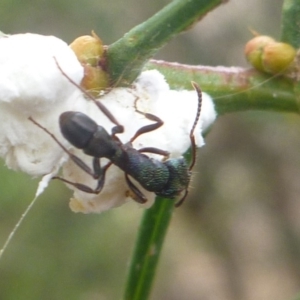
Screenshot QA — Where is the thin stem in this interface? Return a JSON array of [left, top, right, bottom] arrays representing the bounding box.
[[280, 0, 300, 48], [107, 0, 226, 85], [123, 198, 174, 300], [146, 60, 299, 115]]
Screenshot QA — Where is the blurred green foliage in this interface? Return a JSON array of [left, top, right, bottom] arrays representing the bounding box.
[[2, 0, 300, 300]]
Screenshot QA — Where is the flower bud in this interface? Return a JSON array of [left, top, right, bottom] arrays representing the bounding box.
[[244, 35, 275, 71], [70, 32, 110, 91], [69, 33, 104, 66], [81, 64, 109, 95], [262, 42, 296, 74]]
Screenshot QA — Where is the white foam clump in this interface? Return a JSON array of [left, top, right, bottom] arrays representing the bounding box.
[[0, 33, 217, 214], [0, 33, 85, 176]]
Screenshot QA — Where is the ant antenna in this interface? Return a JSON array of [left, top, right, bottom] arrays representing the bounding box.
[[175, 82, 202, 207], [53, 57, 122, 130], [189, 81, 202, 171]]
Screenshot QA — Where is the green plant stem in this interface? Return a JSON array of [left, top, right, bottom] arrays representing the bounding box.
[[107, 0, 226, 85], [123, 198, 174, 300], [280, 0, 300, 48], [120, 2, 300, 300], [146, 60, 299, 115], [122, 60, 299, 300]]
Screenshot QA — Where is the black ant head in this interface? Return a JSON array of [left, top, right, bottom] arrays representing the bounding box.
[[59, 111, 98, 149]]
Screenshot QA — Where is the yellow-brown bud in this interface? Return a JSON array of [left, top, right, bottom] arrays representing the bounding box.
[[69, 34, 104, 67], [70, 32, 110, 93], [244, 35, 275, 71], [81, 64, 109, 95], [262, 42, 296, 74]]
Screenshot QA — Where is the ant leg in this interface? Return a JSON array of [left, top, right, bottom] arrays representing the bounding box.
[[129, 97, 164, 143], [175, 189, 188, 207], [29, 117, 98, 179], [53, 161, 112, 194], [138, 147, 170, 160], [92, 157, 102, 179], [29, 117, 100, 178], [29, 116, 114, 194], [124, 174, 147, 204], [54, 57, 123, 132], [111, 124, 124, 140], [53, 176, 100, 194]]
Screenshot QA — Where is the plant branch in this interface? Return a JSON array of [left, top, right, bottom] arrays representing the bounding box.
[[107, 0, 227, 85], [123, 198, 174, 300], [280, 0, 300, 48], [146, 60, 299, 115]]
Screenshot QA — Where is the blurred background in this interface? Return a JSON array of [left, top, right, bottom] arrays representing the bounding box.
[[0, 0, 299, 299]]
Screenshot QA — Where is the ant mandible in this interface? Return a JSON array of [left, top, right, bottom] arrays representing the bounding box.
[[29, 63, 202, 207]]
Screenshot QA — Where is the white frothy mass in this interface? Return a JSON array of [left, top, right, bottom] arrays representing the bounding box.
[[0, 33, 217, 213]]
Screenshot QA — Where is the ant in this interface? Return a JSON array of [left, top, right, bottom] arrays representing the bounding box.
[[29, 64, 202, 207]]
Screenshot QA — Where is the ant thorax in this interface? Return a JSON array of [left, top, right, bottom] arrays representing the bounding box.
[[0, 33, 216, 213]]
